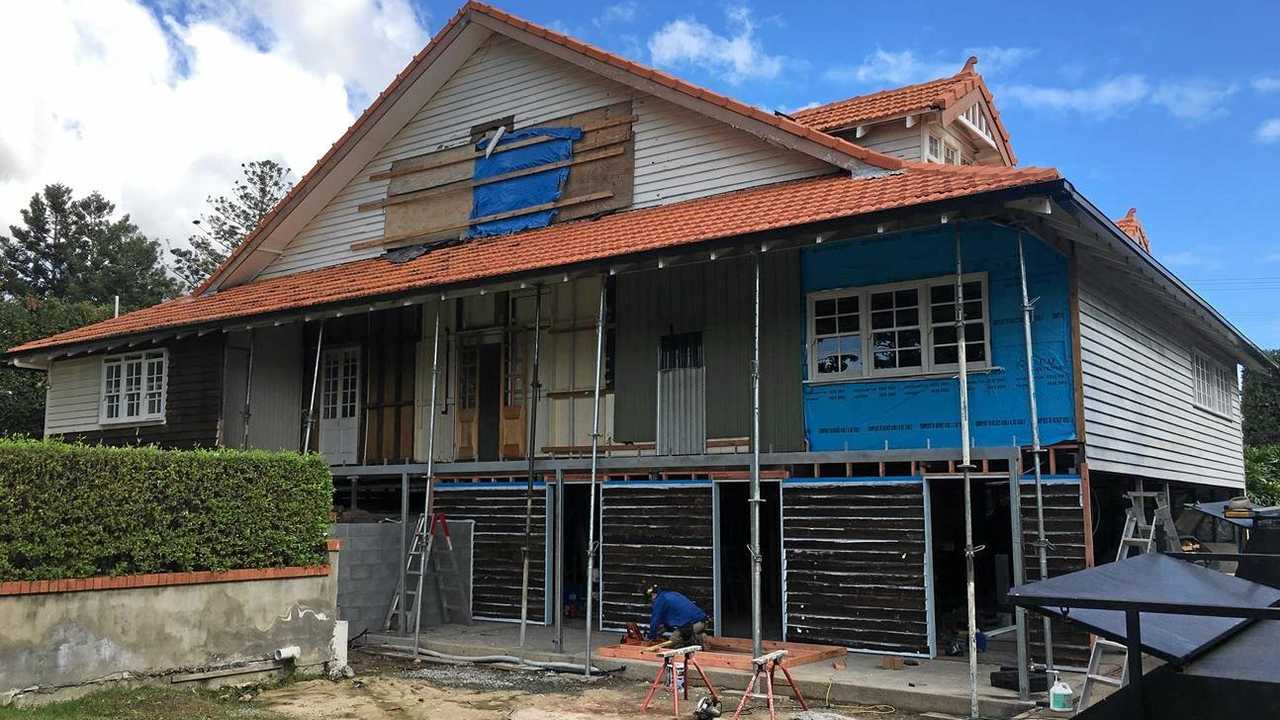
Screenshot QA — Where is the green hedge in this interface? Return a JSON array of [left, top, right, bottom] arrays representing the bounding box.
[[1246, 444, 1280, 506], [0, 439, 333, 581]]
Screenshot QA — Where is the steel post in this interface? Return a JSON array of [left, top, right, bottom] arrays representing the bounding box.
[[1017, 233, 1055, 676], [413, 304, 442, 656], [303, 320, 326, 453], [400, 471, 410, 633], [584, 279, 607, 678], [554, 467, 565, 652], [519, 287, 543, 649], [1008, 456, 1029, 700], [750, 253, 764, 659], [241, 329, 254, 449], [955, 228, 980, 720]]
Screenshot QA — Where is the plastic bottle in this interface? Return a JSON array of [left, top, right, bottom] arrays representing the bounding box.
[[1049, 672, 1074, 712]]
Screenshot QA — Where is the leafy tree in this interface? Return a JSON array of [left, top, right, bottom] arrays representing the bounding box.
[[0, 185, 177, 308], [170, 160, 294, 290], [1245, 445, 1280, 506], [0, 297, 112, 437], [1243, 349, 1280, 446]]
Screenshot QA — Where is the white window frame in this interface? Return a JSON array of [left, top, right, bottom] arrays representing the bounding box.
[[1191, 352, 1235, 418], [807, 273, 991, 383], [99, 349, 168, 425], [926, 132, 964, 165]]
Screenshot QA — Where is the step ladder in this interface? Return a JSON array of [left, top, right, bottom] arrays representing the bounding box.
[[383, 511, 467, 633], [1077, 486, 1180, 710]]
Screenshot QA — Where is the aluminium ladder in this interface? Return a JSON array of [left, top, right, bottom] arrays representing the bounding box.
[[1077, 487, 1180, 710], [383, 512, 467, 633]]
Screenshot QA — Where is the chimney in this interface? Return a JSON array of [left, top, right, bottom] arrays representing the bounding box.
[[1115, 207, 1151, 252]]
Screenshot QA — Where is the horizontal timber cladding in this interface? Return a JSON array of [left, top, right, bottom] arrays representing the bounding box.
[[601, 483, 714, 631], [613, 253, 805, 451], [1019, 480, 1089, 666], [783, 481, 930, 654], [62, 334, 223, 450], [432, 485, 546, 623]]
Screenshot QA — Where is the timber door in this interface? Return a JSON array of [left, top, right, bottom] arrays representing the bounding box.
[[455, 333, 527, 461], [319, 346, 361, 465], [500, 332, 528, 459]]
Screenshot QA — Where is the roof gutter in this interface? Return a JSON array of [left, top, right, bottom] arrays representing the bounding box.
[[1060, 180, 1275, 370]]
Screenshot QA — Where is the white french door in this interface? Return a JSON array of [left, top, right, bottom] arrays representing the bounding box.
[[319, 346, 361, 465]]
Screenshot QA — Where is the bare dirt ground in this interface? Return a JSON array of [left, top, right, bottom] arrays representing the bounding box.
[[255, 650, 903, 720]]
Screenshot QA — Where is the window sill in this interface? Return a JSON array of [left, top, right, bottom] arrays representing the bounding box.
[[98, 417, 167, 428], [805, 366, 1003, 385], [1192, 404, 1237, 423]]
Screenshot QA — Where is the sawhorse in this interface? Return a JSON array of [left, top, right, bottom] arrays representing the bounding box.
[[640, 645, 720, 717], [731, 650, 809, 720]]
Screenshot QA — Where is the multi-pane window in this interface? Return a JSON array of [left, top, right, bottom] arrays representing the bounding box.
[[809, 274, 989, 381], [321, 348, 360, 420], [1192, 353, 1235, 416], [812, 295, 861, 379], [100, 350, 166, 423], [927, 132, 963, 165]]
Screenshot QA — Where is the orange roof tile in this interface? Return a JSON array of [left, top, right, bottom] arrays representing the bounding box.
[[201, 1, 904, 294], [792, 58, 1016, 164], [1114, 207, 1151, 251], [10, 164, 1059, 356]]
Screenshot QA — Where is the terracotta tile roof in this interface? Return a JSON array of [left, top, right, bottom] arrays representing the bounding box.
[[792, 58, 1016, 164], [1114, 207, 1151, 251], [10, 164, 1059, 355], [200, 1, 904, 294]]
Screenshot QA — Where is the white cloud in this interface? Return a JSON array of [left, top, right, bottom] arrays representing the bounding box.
[[1000, 75, 1237, 120], [1161, 249, 1222, 271], [0, 0, 429, 253], [1257, 118, 1280, 143], [1252, 76, 1280, 93], [594, 1, 637, 28], [1150, 79, 1237, 120], [647, 6, 784, 84], [824, 46, 1033, 86]]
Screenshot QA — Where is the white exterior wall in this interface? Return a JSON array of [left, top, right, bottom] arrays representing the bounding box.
[[839, 122, 923, 161], [259, 34, 830, 280], [1078, 275, 1245, 487], [43, 356, 102, 435]]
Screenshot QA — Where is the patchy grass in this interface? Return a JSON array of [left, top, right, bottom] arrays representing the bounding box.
[[0, 686, 286, 720]]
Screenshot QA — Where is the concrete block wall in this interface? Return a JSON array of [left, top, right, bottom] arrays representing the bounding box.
[[331, 518, 472, 638]]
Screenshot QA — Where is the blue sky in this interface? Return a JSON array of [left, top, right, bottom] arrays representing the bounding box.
[[4, 0, 1277, 348]]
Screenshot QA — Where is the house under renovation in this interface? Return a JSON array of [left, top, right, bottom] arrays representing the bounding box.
[[8, 1, 1270, 667]]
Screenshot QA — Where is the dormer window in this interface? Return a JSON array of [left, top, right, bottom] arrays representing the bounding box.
[[927, 133, 963, 165]]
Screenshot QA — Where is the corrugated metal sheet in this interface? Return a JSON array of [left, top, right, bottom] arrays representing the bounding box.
[[1078, 273, 1245, 487], [258, 34, 829, 280], [615, 253, 804, 450], [657, 367, 706, 455]]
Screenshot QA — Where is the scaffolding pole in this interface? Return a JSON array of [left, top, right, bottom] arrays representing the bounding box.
[[413, 304, 442, 657], [955, 228, 980, 720], [302, 320, 326, 453], [240, 329, 255, 450], [519, 287, 543, 649], [583, 278, 607, 678], [553, 467, 565, 652], [750, 253, 764, 659], [1017, 233, 1055, 677]]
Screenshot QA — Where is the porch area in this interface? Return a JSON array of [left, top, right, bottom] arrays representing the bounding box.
[[363, 620, 1056, 719]]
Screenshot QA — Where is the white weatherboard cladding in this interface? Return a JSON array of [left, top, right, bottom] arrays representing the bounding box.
[[44, 356, 102, 435], [1078, 276, 1244, 487], [259, 35, 832, 280], [843, 122, 923, 162]]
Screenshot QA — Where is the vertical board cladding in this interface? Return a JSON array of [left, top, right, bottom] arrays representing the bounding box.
[[614, 253, 804, 450], [1077, 272, 1245, 488], [1019, 480, 1090, 666], [257, 33, 831, 280], [60, 335, 223, 449], [432, 485, 546, 623], [601, 484, 714, 631], [801, 222, 1077, 452], [364, 305, 421, 463], [783, 481, 930, 654]]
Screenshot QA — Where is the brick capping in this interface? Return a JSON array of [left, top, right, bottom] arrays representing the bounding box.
[[0, 559, 337, 597]]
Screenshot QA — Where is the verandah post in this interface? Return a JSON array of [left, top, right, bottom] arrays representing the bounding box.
[[519, 285, 543, 648], [584, 277, 607, 678]]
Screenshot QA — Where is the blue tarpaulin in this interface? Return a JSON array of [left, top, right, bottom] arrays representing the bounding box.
[[800, 222, 1077, 451], [468, 126, 583, 237]]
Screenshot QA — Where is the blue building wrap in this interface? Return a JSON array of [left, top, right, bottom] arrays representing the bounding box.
[[469, 127, 583, 237], [801, 222, 1076, 451]]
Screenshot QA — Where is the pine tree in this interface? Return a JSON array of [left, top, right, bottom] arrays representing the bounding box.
[[170, 160, 294, 290]]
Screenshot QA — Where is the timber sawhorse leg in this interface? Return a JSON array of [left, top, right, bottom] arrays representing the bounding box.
[[731, 649, 810, 720], [639, 645, 717, 717]]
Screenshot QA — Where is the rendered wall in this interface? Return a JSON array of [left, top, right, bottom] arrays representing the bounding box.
[[0, 548, 340, 701]]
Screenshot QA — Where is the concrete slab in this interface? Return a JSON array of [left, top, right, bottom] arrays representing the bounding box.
[[366, 621, 1070, 719]]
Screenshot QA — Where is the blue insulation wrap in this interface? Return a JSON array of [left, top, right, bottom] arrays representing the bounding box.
[[469, 127, 583, 237], [800, 222, 1078, 451]]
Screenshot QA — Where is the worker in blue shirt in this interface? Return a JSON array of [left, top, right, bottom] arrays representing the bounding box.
[[646, 584, 709, 647]]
